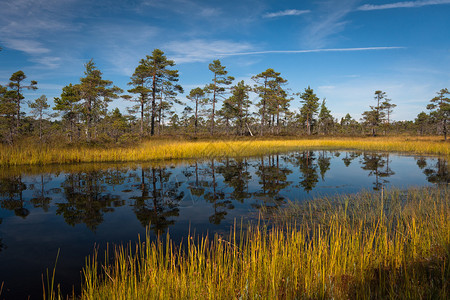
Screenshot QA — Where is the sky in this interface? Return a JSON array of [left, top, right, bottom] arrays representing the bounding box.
[[1, 0, 449, 121]]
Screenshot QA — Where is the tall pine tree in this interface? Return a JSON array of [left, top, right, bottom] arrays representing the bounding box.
[[205, 60, 234, 135], [142, 49, 180, 136], [298, 86, 320, 135], [77, 59, 122, 141], [427, 88, 450, 140]]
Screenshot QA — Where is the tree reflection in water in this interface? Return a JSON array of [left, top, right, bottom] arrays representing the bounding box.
[[186, 161, 206, 200], [255, 155, 292, 206], [217, 158, 251, 203], [0, 175, 29, 218], [132, 167, 183, 234], [30, 174, 52, 212], [204, 159, 229, 225], [421, 158, 449, 185], [56, 171, 123, 231], [360, 153, 395, 190], [0, 152, 447, 237], [342, 152, 361, 167], [318, 151, 331, 181], [290, 151, 318, 192]]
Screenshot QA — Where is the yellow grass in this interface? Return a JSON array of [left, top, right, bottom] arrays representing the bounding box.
[[1, 136, 448, 166], [46, 186, 449, 299]]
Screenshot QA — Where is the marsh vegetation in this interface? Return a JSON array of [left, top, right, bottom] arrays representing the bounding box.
[[0, 150, 448, 298], [66, 186, 450, 299]]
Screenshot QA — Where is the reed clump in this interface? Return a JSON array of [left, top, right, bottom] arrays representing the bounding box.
[[1, 136, 448, 166], [65, 186, 449, 299]]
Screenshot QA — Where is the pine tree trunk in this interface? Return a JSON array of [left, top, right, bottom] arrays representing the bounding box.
[[211, 75, 216, 135], [151, 73, 156, 136], [307, 114, 311, 135], [195, 99, 198, 135], [444, 118, 447, 140], [140, 96, 144, 136]]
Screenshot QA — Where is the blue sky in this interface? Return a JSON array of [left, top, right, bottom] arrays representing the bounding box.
[[1, 0, 449, 121]]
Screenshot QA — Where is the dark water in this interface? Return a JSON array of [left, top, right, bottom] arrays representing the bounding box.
[[0, 151, 448, 299]]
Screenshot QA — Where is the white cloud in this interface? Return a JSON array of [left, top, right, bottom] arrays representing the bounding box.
[[30, 56, 62, 69], [264, 9, 310, 18], [200, 7, 221, 17], [318, 85, 336, 90], [358, 0, 450, 11], [165, 39, 254, 63], [140, 0, 222, 17], [302, 0, 359, 48], [2, 39, 50, 55], [218, 47, 405, 56]]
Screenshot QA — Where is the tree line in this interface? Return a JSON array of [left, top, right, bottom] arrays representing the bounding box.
[[1, 48, 449, 144]]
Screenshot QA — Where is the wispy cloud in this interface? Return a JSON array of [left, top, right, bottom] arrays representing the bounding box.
[[264, 9, 310, 18], [2, 39, 50, 55], [140, 0, 222, 17], [92, 23, 159, 75], [218, 47, 405, 56], [358, 0, 450, 11], [199, 7, 221, 17], [30, 56, 62, 69], [165, 39, 254, 63], [302, 0, 359, 48]]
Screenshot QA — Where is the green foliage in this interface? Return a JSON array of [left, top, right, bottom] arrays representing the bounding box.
[[28, 95, 51, 141], [252, 68, 289, 135], [53, 84, 82, 142], [56, 60, 122, 142], [318, 99, 333, 135], [205, 59, 234, 135], [219, 80, 252, 135], [362, 90, 388, 136], [127, 62, 152, 135], [4, 71, 38, 141], [298, 86, 320, 135], [427, 88, 450, 140], [102, 108, 129, 142], [187, 87, 206, 135], [415, 111, 430, 135], [0, 85, 17, 144], [140, 49, 181, 136]]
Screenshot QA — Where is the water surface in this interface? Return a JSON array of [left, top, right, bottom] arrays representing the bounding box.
[[0, 151, 448, 298]]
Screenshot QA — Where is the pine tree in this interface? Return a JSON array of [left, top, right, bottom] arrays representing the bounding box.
[[226, 80, 252, 135], [362, 90, 387, 136], [28, 95, 50, 141], [8, 71, 37, 133], [415, 111, 429, 135], [205, 60, 234, 135], [382, 97, 396, 125], [252, 69, 287, 136], [318, 99, 333, 135], [142, 49, 180, 136], [127, 62, 151, 136], [158, 81, 183, 134], [298, 86, 320, 135], [78, 59, 122, 141], [427, 88, 450, 140], [187, 87, 206, 135], [104, 108, 128, 142], [53, 84, 82, 142], [0, 85, 16, 144]]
